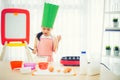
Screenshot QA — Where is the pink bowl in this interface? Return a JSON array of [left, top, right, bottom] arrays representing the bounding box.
[[24, 63, 36, 70]]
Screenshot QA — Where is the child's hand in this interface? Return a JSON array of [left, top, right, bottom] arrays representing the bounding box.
[[57, 35, 61, 42], [32, 49, 37, 54], [53, 35, 61, 52]]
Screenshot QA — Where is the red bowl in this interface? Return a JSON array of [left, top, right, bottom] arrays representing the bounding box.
[[10, 61, 23, 70], [38, 62, 48, 70]]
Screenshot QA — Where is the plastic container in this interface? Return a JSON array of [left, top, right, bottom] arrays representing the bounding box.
[[79, 51, 88, 74], [80, 51, 87, 64], [23, 63, 36, 70], [10, 61, 23, 70]]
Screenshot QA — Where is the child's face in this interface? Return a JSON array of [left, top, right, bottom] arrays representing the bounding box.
[[42, 27, 52, 36]]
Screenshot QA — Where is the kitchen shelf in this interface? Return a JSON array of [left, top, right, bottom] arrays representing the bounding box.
[[101, 0, 120, 77], [105, 11, 120, 14], [105, 27, 120, 31], [103, 55, 120, 59]]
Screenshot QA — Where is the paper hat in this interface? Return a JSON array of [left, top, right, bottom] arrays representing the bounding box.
[[41, 3, 59, 28]]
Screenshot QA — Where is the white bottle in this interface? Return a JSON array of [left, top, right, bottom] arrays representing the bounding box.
[[79, 51, 88, 74]]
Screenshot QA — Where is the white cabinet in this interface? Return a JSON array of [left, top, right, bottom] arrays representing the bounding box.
[[102, 0, 120, 76]]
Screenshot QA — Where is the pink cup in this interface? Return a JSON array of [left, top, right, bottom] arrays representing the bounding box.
[[23, 63, 36, 70]]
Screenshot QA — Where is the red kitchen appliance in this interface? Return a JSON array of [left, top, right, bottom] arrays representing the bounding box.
[[60, 56, 80, 66]]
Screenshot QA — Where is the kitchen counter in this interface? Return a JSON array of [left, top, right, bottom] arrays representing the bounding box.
[[100, 64, 120, 80], [0, 61, 100, 80]]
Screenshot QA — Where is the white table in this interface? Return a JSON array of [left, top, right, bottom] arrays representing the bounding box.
[[0, 61, 100, 80]]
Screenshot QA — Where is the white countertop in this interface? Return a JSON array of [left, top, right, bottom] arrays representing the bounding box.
[[100, 64, 120, 80], [0, 61, 100, 80]]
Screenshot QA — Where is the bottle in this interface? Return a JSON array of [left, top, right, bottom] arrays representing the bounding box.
[[79, 51, 88, 74]]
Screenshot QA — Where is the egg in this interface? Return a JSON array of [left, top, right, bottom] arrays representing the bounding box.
[[48, 66, 54, 72], [63, 67, 72, 73], [56, 69, 61, 72]]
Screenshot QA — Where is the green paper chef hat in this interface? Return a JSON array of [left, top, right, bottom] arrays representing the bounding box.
[[41, 3, 59, 28]]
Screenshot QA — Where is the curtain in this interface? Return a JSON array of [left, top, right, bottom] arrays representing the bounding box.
[[87, 0, 104, 61]]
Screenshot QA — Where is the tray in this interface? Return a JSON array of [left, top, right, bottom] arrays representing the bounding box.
[[33, 67, 76, 76]]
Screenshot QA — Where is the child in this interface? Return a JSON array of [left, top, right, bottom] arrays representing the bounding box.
[[32, 3, 61, 62]]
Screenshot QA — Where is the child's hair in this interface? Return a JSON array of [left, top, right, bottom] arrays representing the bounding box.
[[36, 32, 43, 41]]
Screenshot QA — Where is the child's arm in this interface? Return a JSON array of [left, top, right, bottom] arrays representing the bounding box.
[[32, 37, 38, 54], [32, 32, 43, 54], [53, 35, 61, 52]]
